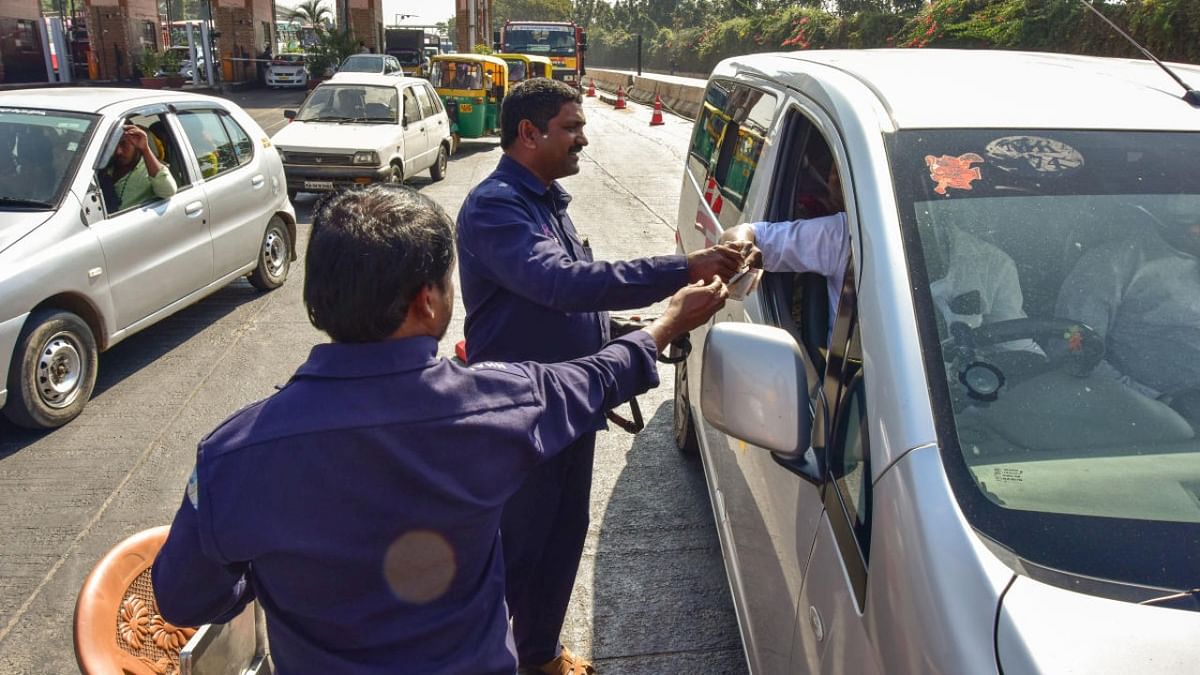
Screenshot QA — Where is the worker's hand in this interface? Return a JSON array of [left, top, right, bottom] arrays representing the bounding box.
[[646, 276, 729, 352], [686, 243, 744, 283], [122, 125, 150, 153], [726, 239, 762, 270]]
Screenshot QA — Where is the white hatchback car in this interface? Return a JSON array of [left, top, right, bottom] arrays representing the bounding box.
[[273, 74, 452, 198], [265, 53, 308, 88], [676, 50, 1200, 673], [0, 88, 296, 429]]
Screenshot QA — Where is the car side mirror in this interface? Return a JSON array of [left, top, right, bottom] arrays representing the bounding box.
[[283, 110, 296, 120], [81, 182, 104, 225], [701, 322, 813, 460]]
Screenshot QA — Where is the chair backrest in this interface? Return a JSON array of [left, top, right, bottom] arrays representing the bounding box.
[[74, 526, 197, 675]]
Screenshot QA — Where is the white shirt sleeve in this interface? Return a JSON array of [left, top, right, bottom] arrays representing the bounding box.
[[749, 213, 849, 277]]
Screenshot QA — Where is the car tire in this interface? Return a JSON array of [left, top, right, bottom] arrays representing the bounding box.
[[287, 188, 298, 203], [672, 353, 700, 455], [430, 144, 448, 182], [248, 216, 291, 291], [3, 310, 98, 430]]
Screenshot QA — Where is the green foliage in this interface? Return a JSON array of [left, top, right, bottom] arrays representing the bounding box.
[[473, 43, 495, 54], [494, 0, 573, 27], [138, 50, 161, 78], [289, 0, 333, 34], [307, 28, 356, 78], [159, 48, 182, 74]]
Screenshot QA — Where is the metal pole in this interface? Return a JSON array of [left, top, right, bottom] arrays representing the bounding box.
[[636, 33, 642, 76], [37, 17, 56, 83], [201, 20, 215, 85], [51, 17, 71, 82], [468, 0, 476, 51], [187, 22, 199, 85]]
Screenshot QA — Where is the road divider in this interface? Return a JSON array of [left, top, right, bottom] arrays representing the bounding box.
[[586, 68, 706, 119]]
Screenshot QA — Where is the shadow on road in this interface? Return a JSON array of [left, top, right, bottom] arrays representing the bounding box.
[[590, 400, 748, 673]]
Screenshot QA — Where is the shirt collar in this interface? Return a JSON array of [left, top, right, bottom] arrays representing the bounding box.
[[294, 336, 440, 379], [496, 154, 570, 204]]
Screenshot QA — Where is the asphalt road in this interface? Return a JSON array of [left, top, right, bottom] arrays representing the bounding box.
[[0, 87, 748, 673]]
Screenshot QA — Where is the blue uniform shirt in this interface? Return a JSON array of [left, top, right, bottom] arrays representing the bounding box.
[[152, 332, 661, 675], [456, 155, 690, 364]]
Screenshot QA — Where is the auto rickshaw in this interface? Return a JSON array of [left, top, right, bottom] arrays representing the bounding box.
[[496, 53, 554, 84], [429, 54, 508, 142]]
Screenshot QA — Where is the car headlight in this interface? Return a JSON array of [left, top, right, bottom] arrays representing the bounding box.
[[353, 151, 379, 165]]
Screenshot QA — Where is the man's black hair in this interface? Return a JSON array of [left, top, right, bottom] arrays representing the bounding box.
[[500, 77, 582, 150], [304, 185, 455, 343]]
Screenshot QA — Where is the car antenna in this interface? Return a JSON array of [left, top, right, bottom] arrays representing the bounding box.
[[1077, 0, 1200, 106]]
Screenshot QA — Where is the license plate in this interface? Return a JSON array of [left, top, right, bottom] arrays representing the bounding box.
[[304, 180, 334, 190], [459, 103, 473, 113]]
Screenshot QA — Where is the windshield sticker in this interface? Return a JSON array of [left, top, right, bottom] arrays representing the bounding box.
[[925, 153, 984, 195], [0, 107, 46, 116], [985, 135, 1083, 175]]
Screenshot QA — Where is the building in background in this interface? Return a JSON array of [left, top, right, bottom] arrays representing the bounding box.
[[0, 0, 47, 83], [455, 0, 489, 53]]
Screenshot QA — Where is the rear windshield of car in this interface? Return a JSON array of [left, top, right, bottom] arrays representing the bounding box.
[[340, 56, 383, 73], [0, 107, 97, 210], [891, 128, 1200, 595]]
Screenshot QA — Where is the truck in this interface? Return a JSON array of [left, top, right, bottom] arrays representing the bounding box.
[[493, 21, 587, 87], [384, 28, 426, 75]]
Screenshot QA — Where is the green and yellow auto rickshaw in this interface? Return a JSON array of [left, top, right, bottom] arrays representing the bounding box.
[[429, 54, 508, 142], [496, 53, 554, 85]]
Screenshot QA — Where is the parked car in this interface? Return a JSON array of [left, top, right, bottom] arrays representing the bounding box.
[[675, 49, 1200, 673], [265, 53, 307, 88], [0, 88, 297, 429], [273, 74, 451, 198], [334, 54, 404, 78]]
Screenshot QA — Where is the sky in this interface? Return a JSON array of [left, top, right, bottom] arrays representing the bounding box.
[[275, 0, 457, 26]]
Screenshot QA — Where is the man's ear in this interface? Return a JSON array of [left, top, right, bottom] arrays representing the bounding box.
[[517, 119, 541, 149]]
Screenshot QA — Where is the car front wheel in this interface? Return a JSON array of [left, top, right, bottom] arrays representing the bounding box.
[[672, 350, 700, 455], [430, 144, 448, 181], [248, 216, 291, 291], [4, 310, 98, 429]]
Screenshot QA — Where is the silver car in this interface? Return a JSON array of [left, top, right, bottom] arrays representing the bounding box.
[[675, 50, 1200, 673], [0, 89, 296, 429]]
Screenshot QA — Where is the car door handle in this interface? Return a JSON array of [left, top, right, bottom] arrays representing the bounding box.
[[251, 174, 265, 188], [185, 200, 204, 217]]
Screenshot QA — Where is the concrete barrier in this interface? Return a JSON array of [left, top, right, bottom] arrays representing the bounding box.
[[587, 68, 706, 120]]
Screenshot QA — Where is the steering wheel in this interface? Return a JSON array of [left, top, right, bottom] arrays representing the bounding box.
[[955, 318, 1105, 378]]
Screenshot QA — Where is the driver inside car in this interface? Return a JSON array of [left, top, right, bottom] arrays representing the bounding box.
[[722, 157, 1032, 343], [1055, 194, 1200, 425]]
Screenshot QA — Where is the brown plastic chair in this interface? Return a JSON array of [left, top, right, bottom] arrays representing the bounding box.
[[73, 525, 197, 675]]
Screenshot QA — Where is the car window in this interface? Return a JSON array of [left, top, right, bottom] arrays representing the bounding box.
[[176, 109, 240, 179], [413, 85, 436, 119], [423, 85, 444, 114], [402, 87, 421, 125], [218, 113, 254, 166], [296, 85, 398, 122], [96, 111, 189, 215], [0, 108, 96, 209], [690, 81, 776, 227]]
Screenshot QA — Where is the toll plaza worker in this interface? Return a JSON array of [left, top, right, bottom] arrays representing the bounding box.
[[151, 185, 729, 675], [455, 78, 745, 674]]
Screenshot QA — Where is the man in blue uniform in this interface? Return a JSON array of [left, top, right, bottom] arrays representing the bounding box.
[[151, 186, 729, 674], [456, 78, 746, 674]]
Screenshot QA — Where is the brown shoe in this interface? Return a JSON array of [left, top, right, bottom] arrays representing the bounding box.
[[535, 646, 595, 675]]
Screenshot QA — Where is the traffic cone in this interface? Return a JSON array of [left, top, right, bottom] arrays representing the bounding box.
[[649, 94, 665, 126], [614, 86, 627, 110], [586, 79, 596, 97]]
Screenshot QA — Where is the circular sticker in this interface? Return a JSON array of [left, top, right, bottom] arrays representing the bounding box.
[[985, 136, 1083, 175]]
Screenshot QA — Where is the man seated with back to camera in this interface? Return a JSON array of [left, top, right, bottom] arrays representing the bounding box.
[[100, 123, 177, 212], [151, 185, 730, 674], [722, 155, 1030, 346]]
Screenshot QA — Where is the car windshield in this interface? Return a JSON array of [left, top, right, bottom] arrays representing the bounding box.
[[391, 49, 422, 67], [430, 61, 482, 89], [0, 107, 96, 209], [892, 129, 1200, 591], [504, 27, 576, 56], [502, 59, 526, 82], [294, 85, 398, 122], [273, 54, 304, 64], [340, 55, 382, 73]]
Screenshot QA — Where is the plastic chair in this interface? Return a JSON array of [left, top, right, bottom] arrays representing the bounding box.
[[73, 526, 196, 675]]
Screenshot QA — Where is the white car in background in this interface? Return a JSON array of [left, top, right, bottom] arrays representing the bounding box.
[[265, 53, 307, 88], [0, 88, 296, 429], [273, 73, 452, 199]]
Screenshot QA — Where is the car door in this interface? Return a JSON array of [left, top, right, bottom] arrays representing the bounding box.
[[89, 107, 213, 330], [413, 83, 446, 166], [400, 85, 429, 177], [173, 105, 270, 279], [686, 79, 825, 674]]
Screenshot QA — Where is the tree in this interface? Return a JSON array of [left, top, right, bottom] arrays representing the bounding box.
[[289, 0, 334, 34], [493, 0, 573, 28]]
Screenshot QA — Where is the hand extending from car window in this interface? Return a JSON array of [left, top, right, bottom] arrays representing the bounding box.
[[645, 276, 730, 351]]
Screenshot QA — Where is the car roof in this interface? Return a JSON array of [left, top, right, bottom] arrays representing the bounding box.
[[725, 49, 1200, 131], [322, 73, 425, 87], [0, 87, 225, 115], [432, 53, 508, 67]]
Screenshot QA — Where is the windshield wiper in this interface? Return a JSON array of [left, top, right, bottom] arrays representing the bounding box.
[[303, 115, 353, 122], [0, 197, 54, 209]]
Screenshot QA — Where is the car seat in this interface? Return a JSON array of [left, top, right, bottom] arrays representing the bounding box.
[[334, 89, 366, 118]]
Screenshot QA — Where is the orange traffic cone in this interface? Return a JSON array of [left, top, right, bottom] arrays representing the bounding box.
[[586, 79, 596, 97], [614, 86, 627, 110], [649, 94, 665, 126]]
